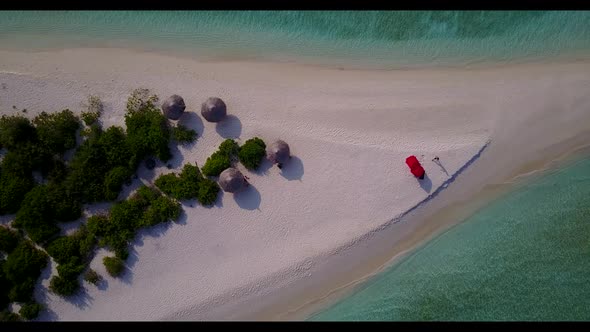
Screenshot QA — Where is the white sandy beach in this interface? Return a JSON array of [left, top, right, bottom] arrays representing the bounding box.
[[1, 48, 590, 320]]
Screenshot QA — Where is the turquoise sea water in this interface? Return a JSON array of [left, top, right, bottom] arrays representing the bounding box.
[[0, 11, 590, 68], [310, 156, 590, 321]]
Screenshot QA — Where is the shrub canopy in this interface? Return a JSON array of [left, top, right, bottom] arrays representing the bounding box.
[[172, 124, 197, 144], [0, 115, 36, 150], [103, 256, 125, 278], [0, 226, 20, 253], [202, 139, 239, 177], [238, 137, 266, 170], [33, 110, 80, 155]]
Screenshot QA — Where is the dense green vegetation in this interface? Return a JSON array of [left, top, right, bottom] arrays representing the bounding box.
[[43, 185, 181, 297], [0, 172, 35, 215], [125, 89, 172, 164], [19, 302, 43, 320], [0, 227, 21, 311], [126, 88, 159, 114], [0, 88, 279, 317], [81, 111, 100, 126], [81, 94, 103, 126], [104, 166, 133, 201], [0, 260, 10, 311], [0, 226, 20, 253], [65, 125, 132, 203], [0, 109, 81, 216], [197, 179, 221, 206], [89, 186, 181, 263], [0, 310, 21, 321], [0, 236, 48, 317], [171, 124, 197, 144], [46, 226, 96, 297], [1, 109, 80, 189], [155, 163, 220, 206], [0, 90, 182, 315], [103, 256, 125, 277], [201, 139, 240, 177], [13, 184, 81, 244], [0, 114, 36, 150], [238, 137, 267, 170], [32, 110, 80, 155], [83, 269, 101, 285]]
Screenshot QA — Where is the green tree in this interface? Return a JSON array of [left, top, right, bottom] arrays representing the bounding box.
[[81, 111, 100, 126], [0, 259, 12, 310], [46, 236, 81, 265], [171, 124, 197, 144], [0, 311, 21, 321], [56, 261, 85, 281], [83, 269, 101, 285], [86, 215, 110, 238], [201, 151, 231, 177], [125, 104, 171, 163], [47, 183, 82, 222], [7, 278, 36, 303], [154, 173, 181, 197], [19, 302, 43, 320], [197, 178, 220, 206], [219, 139, 240, 156], [49, 276, 79, 297], [13, 186, 61, 244], [3, 242, 48, 284], [0, 115, 36, 150], [202, 139, 239, 177], [32, 110, 80, 154], [0, 173, 35, 215], [238, 137, 267, 170], [2, 242, 48, 303], [141, 196, 181, 227], [103, 256, 125, 277], [104, 166, 132, 201], [98, 126, 133, 169], [0, 226, 20, 254]]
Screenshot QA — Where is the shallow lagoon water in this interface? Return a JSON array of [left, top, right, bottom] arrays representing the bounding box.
[[311, 156, 590, 321], [1, 11, 589, 69]]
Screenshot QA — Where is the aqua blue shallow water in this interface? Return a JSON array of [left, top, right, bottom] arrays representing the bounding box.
[[1, 11, 590, 68], [310, 156, 590, 321]]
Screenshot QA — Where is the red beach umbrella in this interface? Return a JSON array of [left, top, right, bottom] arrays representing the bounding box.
[[405, 155, 425, 179]]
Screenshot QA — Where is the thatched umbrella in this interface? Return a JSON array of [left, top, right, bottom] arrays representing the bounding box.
[[161, 95, 186, 120], [218, 167, 247, 193], [201, 97, 227, 122], [267, 140, 291, 168]]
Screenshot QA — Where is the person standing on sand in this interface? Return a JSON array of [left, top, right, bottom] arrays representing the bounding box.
[[432, 156, 450, 177]]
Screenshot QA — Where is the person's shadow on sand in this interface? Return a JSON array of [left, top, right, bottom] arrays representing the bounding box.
[[433, 159, 449, 177], [419, 173, 432, 193]]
